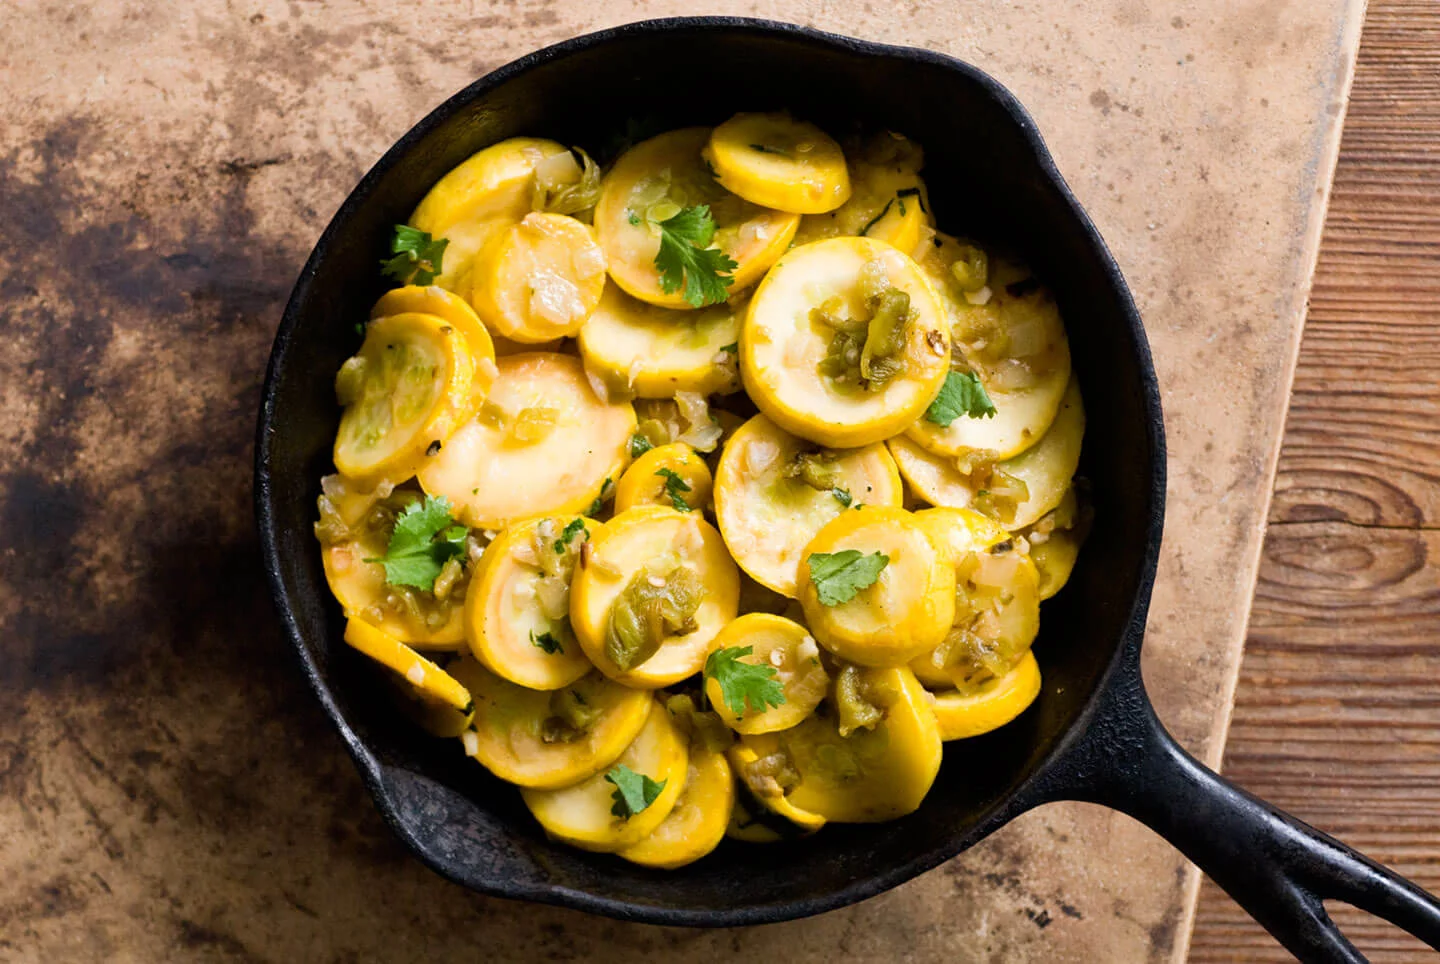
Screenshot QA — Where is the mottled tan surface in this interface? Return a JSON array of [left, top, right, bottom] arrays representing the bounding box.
[[0, 1, 1361, 962]]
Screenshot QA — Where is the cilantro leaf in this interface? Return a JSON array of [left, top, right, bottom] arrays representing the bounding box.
[[530, 630, 564, 655], [704, 645, 786, 718], [629, 432, 655, 458], [832, 487, 853, 508], [585, 477, 615, 517], [655, 468, 693, 512], [925, 370, 997, 426], [652, 205, 737, 307], [553, 518, 587, 554], [806, 550, 889, 606], [605, 765, 666, 819], [380, 225, 448, 286], [363, 496, 468, 591]]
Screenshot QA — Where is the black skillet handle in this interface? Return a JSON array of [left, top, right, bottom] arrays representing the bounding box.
[[1044, 659, 1440, 962]]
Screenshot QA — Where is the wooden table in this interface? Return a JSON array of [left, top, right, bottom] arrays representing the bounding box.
[[1190, 0, 1440, 958]]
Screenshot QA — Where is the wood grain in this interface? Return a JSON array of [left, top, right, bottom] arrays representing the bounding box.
[[1190, 0, 1440, 958]]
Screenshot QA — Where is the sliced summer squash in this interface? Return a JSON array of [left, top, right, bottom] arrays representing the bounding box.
[[467, 212, 607, 342], [703, 112, 851, 214], [577, 284, 743, 398], [455, 659, 652, 789], [520, 699, 688, 851], [593, 127, 798, 308], [742, 237, 949, 448], [333, 312, 479, 488], [570, 506, 740, 687], [797, 506, 955, 667], [713, 413, 903, 597], [417, 352, 634, 529]]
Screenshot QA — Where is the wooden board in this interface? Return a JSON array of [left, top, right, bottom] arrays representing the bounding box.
[[1191, 1, 1440, 958], [0, 1, 1362, 960]]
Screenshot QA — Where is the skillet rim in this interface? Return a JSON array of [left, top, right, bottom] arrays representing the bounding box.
[[253, 14, 1168, 926]]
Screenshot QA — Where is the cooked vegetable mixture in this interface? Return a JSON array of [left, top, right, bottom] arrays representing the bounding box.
[[315, 114, 1090, 867]]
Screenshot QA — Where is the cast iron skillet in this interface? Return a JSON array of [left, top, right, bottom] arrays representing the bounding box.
[[254, 17, 1440, 960]]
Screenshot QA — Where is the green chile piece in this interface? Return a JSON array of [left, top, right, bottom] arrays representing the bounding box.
[[604, 563, 704, 671]]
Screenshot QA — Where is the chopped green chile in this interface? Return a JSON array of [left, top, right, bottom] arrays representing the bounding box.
[[664, 693, 735, 754], [814, 263, 913, 392], [604, 562, 705, 671], [949, 243, 989, 293], [786, 450, 843, 492], [541, 686, 602, 743], [969, 465, 1030, 524], [834, 664, 884, 737], [739, 749, 801, 798], [510, 405, 558, 443]]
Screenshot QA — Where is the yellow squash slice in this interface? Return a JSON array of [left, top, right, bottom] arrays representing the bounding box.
[[577, 285, 743, 398], [467, 212, 607, 342], [619, 739, 733, 868], [342, 618, 472, 712], [703, 112, 851, 214], [593, 127, 799, 308], [333, 312, 479, 488], [911, 239, 1072, 460], [910, 533, 1041, 690], [797, 506, 955, 667], [738, 666, 942, 823], [369, 285, 498, 372], [570, 506, 740, 687], [793, 132, 932, 255], [417, 352, 635, 529], [464, 515, 597, 690], [409, 137, 572, 291], [614, 442, 714, 514], [705, 613, 829, 735], [929, 650, 1042, 741], [912, 505, 1009, 566], [1031, 529, 1082, 600], [713, 414, 903, 597], [520, 699, 688, 851], [728, 740, 827, 832], [889, 377, 1084, 530], [454, 660, 651, 789], [318, 483, 467, 648], [742, 237, 950, 448]]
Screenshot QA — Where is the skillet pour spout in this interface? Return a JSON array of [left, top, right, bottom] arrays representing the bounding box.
[[254, 16, 1440, 960]]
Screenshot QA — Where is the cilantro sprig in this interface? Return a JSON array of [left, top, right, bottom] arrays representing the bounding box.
[[705, 645, 786, 719], [832, 487, 853, 508], [364, 496, 468, 591], [925, 370, 997, 426], [806, 550, 889, 606], [655, 468, 693, 512], [649, 205, 737, 307], [380, 225, 448, 286], [605, 765, 667, 819]]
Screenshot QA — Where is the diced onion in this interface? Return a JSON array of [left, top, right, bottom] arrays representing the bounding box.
[[461, 730, 479, 756], [964, 286, 992, 306]]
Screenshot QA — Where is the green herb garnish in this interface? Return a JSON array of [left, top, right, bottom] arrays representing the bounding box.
[[806, 550, 889, 606], [704, 645, 786, 718], [655, 468, 693, 512], [606, 765, 667, 819], [380, 225, 448, 286], [363, 496, 468, 591], [651, 205, 737, 307], [530, 630, 564, 655], [553, 518, 587, 554], [925, 370, 997, 426]]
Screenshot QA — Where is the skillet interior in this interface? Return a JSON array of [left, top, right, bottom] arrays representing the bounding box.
[[255, 18, 1164, 924]]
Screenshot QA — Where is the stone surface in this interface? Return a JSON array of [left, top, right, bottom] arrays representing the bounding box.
[[0, 1, 1361, 961]]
